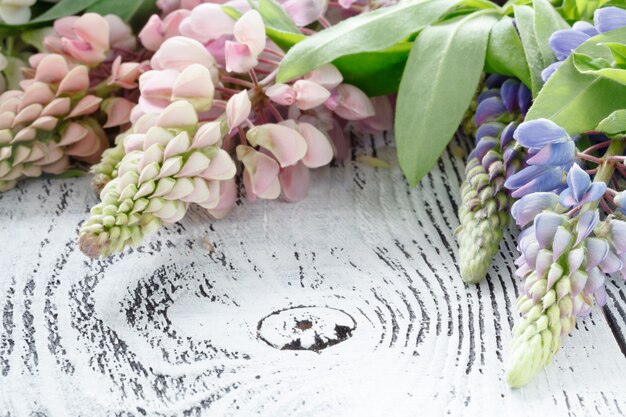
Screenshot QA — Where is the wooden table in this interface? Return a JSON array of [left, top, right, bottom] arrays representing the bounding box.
[[1, 133, 625, 416]]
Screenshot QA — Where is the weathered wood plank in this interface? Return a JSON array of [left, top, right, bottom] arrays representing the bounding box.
[[0, 132, 625, 416]]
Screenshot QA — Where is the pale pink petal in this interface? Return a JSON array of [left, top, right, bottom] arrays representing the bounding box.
[[224, 41, 257, 73], [296, 122, 333, 168], [325, 84, 375, 120], [279, 162, 310, 202], [234, 10, 266, 55], [246, 124, 307, 167], [293, 79, 330, 110], [226, 90, 251, 131], [237, 144, 280, 197], [304, 64, 343, 89], [265, 84, 296, 106]]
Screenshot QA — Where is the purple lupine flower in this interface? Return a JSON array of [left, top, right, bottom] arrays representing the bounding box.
[[474, 96, 507, 126], [549, 29, 592, 60], [500, 79, 520, 113], [505, 119, 575, 198], [517, 84, 532, 115], [511, 192, 561, 227], [475, 122, 504, 143], [559, 164, 607, 208], [594, 7, 626, 33], [541, 61, 562, 82]]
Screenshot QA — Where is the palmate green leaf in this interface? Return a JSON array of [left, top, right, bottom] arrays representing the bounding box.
[[276, 0, 462, 83], [526, 27, 626, 135], [484, 16, 532, 88], [597, 109, 626, 135], [395, 11, 499, 187]]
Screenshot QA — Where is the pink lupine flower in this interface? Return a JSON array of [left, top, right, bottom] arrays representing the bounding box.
[[101, 97, 135, 128], [207, 177, 237, 219], [59, 121, 108, 164], [225, 10, 266, 73], [105, 15, 137, 52], [325, 84, 375, 120], [171, 64, 215, 111], [108, 57, 141, 89], [48, 14, 111, 65], [247, 124, 307, 167], [282, 0, 328, 27], [293, 121, 334, 168], [139, 10, 190, 51], [304, 64, 343, 90], [179, 3, 235, 43], [151, 37, 218, 79], [355, 95, 394, 133], [237, 145, 281, 200], [279, 162, 310, 202], [266, 80, 330, 110], [138, 69, 180, 113], [226, 90, 251, 131]]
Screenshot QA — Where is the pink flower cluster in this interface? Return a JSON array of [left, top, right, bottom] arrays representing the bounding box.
[[127, 4, 391, 214]]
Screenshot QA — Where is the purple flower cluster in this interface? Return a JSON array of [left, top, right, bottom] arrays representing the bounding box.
[[504, 119, 576, 198], [543, 7, 626, 81]]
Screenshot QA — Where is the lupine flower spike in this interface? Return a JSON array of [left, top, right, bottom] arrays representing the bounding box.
[[0, 13, 142, 192], [456, 76, 530, 283], [504, 119, 626, 387]]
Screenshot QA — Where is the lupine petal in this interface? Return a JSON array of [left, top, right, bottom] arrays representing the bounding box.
[[511, 192, 560, 228], [580, 182, 606, 204], [517, 84, 532, 115], [500, 122, 517, 148], [552, 226, 573, 260], [566, 164, 591, 203], [534, 212, 565, 249], [549, 29, 590, 60], [474, 96, 506, 126], [575, 209, 599, 245], [594, 7, 626, 33], [610, 219, 626, 254], [585, 237, 609, 270], [475, 122, 503, 143], [600, 250, 623, 274], [541, 62, 562, 82], [500, 79, 520, 114], [572, 21, 599, 37], [526, 141, 575, 166], [513, 119, 570, 148]]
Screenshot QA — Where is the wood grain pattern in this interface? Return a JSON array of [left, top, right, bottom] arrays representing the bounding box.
[[0, 132, 625, 417]]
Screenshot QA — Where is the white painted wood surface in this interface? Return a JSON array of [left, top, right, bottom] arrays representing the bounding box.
[[1, 132, 626, 417]]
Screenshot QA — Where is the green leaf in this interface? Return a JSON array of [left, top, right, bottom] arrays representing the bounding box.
[[603, 42, 626, 66], [265, 27, 304, 51], [526, 27, 626, 135], [87, 0, 157, 30], [258, 0, 299, 33], [597, 109, 626, 134], [513, 6, 545, 96], [277, 0, 461, 83], [333, 43, 411, 96], [533, 0, 569, 62], [484, 16, 532, 88], [395, 11, 499, 186], [514, 1, 567, 96]]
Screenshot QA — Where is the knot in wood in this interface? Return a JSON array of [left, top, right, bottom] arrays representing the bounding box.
[[257, 306, 356, 352]]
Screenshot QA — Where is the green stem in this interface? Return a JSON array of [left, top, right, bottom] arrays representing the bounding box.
[[583, 137, 626, 212]]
